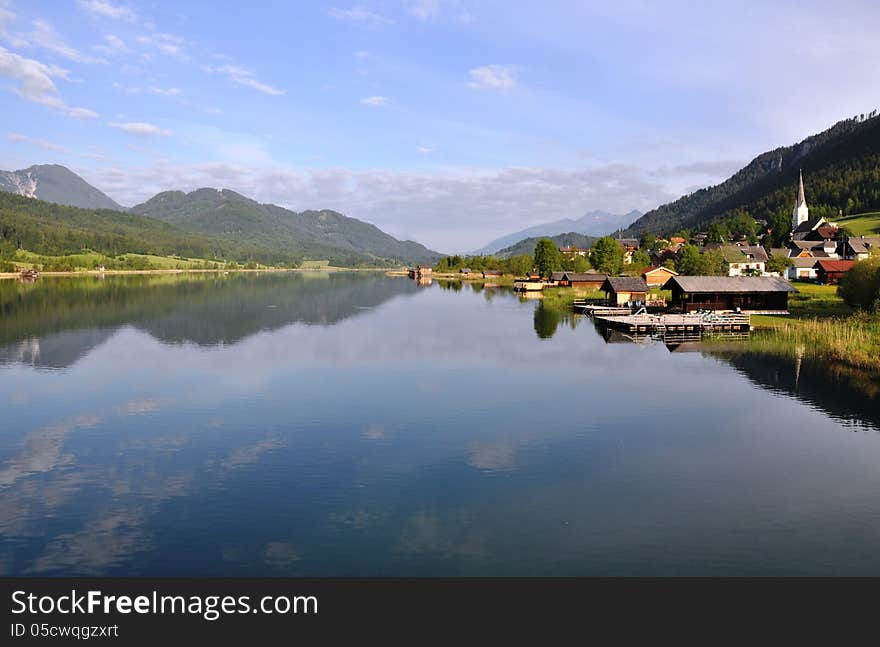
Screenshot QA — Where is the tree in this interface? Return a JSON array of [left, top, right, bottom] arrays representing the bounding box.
[[561, 252, 592, 272], [726, 211, 758, 242], [675, 244, 703, 275], [640, 233, 658, 250], [838, 256, 880, 310], [675, 244, 725, 275], [630, 248, 651, 269], [706, 221, 729, 244], [766, 255, 793, 275], [507, 254, 533, 276], [589, 237, 624, 274], [534, 238, 563, 277], [700, 248, 726, 275]]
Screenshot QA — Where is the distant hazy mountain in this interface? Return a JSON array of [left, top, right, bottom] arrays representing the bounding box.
[[131, 188, 440, 265], [495, 232, 600, 259], [0, 164, 123, 210], [473, 209, 641, 255]]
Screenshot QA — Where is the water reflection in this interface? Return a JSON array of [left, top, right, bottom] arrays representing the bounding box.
[[711, 346, 880, 431], [0, 272, 418, 368], [2, 274, 880, 575]]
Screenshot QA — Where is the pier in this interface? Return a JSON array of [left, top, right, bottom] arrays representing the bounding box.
[[593, 312, 751, 334]]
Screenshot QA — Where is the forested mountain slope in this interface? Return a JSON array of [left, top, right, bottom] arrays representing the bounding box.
[[625, 112, 880, 239]]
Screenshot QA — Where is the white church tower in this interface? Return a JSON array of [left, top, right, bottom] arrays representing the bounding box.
[[792, 169, 809, 230]]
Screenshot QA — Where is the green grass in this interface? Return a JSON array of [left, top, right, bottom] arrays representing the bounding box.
[[752, 283, 851, 327], [300, 259, 330, 269], [834, 211, 880, 236], [749, 282, 880, 370], [9, 249, 232, 271], [749, 314, 880, 370]]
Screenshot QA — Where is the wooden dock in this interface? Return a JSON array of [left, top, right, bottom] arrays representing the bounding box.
[[594, 312, 751, 334]]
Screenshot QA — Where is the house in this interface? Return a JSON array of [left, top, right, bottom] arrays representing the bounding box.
[[669, 236, 687, 246], [408, 265, 433, 279], [616, 238, 640, 265], [649, 247, 680, 266], [786, 257, 819, 281], [616, 238, 640, 250], [718, 245, 769, 276], [558, 272, 608, 288], [840, 236, 880, 260], [600, 276, 648, 306], [549, 271, 566, 284], [861, 236, 880, 250], [526, 271, 541, 280], [768, 247, 794, 259], [482, 269, 503, 278], [558, 246, 588, 257], [814, 259, 854, 285], [641, 265, 678, 287], [789, 239, 839, 258], [663, 276, 797, 314], [459, 268, 473, 275], [839, 239, 870, 260]]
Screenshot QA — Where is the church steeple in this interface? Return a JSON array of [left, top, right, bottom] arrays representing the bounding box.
[[796, 169, 806, 208], [792, 169, 809, 230]]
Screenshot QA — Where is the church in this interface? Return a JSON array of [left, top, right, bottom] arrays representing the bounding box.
[[790, 170, 837, 242]]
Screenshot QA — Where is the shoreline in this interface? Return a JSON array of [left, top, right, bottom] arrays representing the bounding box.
[[0, 267, 401, 280]]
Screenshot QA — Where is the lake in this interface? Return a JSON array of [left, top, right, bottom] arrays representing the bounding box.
[[2, 272, 880, 576]]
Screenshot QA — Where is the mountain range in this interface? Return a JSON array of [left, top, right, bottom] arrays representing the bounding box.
[[130, 188, 438, 266], [0, 165, 439, 266], [473, 209, 642, 255], [623, 111, 880, 238], [495, 232, 600, 259]]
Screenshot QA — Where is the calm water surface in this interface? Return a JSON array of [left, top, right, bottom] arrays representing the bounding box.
[[2, 272, 880, 575]]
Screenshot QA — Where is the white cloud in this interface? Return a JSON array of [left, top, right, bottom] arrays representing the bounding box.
[[76, 0, 137, 22], [328, 6, 391, 26], [416, 146, 433, 154], [109, 121, 172, 137], [86, 160, 678, 251], [7, 131, 70, 153], [112, 82, 181, 96], [93, 33, 131, 56], [205, 64, 286, 96], [10, 19, 107, 64], [408, 0, 442, 21], [467, 65, 517, 90], [0, 1, 15, 36], [360, 95, 388, 107], [136, 32, 187, 59], [0, 46, 99, 118]]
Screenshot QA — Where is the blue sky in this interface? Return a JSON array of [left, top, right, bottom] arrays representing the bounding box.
[[1, 0, 879, 252]]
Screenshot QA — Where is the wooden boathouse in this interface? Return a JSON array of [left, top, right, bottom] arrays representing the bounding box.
[[601, 276, 648, 306], [662, 276, 797, 314], [557, 272, 608, 288]]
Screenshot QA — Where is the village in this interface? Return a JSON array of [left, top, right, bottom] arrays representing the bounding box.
[[410, 171, 880, 341]]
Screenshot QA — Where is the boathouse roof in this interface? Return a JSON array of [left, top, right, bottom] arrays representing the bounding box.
[[663, 276, 797, 293], [601, 276, 648, 293], [563, 272, 607, 282]]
